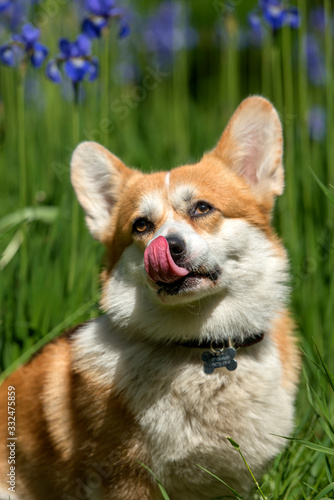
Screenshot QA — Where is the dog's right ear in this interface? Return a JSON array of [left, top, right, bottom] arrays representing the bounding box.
[[71, 142, 132, 241]]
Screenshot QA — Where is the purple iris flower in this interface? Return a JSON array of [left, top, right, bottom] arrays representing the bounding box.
[[0, 1, 41, 31], [258, 0, 301, 30], [0, 23, 48, 68], [82, 0, 130, 39], [248, 11, 262, 31], [309, 7, 326, 32], [304, 35, 326, 86], [308, 107, 326, 141], [284, 7, 300, 29], [46, 34, 98, 84], [0, 3, 23, 32], [261, 0, 286, 29], [246, 12, 266, 46], [0, 0, 11, 13], [143, 1, 197, 65]]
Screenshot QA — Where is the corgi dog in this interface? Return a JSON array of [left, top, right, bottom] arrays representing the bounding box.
[[0, 96, 300, 500]]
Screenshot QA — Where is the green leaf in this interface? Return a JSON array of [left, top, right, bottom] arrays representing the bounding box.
[[314, 342, 334, 393], [325, 456, 333, 484], [0, 228, 24, 269], [226, 438, 267, 499], [277, 437, 334, 457], [226, 437, 240, 450], [0, 207, 59, 235], [300, 347, 323, 373], [196, 465, 246, 500], [0, 297, 99, 385], [138, 462, 171, 500], [302, 482, 318, 493], [313, 482, 334, 500], [310, 169, 334, 205], [303, 371, 334, 437]]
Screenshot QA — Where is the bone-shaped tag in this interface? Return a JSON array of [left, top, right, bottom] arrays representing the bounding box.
[[202, 347, 237, 374]]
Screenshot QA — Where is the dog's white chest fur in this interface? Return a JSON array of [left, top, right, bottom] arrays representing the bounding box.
[[136, 343, 293, 499], [74, 319, 295, 499]]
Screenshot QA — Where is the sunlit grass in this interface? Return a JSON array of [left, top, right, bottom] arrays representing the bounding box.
[[0, 1, 334, 498]]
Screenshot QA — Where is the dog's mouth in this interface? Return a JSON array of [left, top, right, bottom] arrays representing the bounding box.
[[156, 268, 220, 296], [144, 235, 220, 297]]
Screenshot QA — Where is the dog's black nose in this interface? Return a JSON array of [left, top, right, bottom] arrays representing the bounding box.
[[166, 235, 186, 264]]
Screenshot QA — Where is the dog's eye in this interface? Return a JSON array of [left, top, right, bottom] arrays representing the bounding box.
[[133, 218, 150, 234], [194, 201, 212, 216]]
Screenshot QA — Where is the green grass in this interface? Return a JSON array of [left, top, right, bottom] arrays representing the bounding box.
[[1, 1, 334, 498]]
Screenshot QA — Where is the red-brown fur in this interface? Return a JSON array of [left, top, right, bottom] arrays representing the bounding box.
[[0, 333, 157, 499]]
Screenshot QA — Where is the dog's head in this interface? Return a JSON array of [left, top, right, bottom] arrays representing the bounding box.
[[71, 96, 288, 343]]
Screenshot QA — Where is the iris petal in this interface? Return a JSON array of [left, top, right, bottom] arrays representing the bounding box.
[[286, 6, 301, 29], [0, 0, 10, 12], [0, 44, 23, 66], [64, 59, 90, 82], [76, 34, 92, 56], [88, 57, 99, 81], [59, 38, 72, 57], [263, 5, 286, 29], [86, 0, 104, 16], [0, 45, 15, 66], [82, 18, 103, 38], [31, 42, 48, 68], [103, 0, 116, 11], [118, 19, 130, 38], [308, 107, 326, 142], [259, 0, 281, 7], [46, 60, 62, 83], [109, 7, 123, 17], [22, 23, 41, 45], [248, 11, 262, 30]]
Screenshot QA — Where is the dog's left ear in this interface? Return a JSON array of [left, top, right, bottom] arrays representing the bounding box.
[[214, 96, 284, 204]]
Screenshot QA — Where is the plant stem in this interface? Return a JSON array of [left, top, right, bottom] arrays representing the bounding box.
[[281, 25, 297, 242], [18, 68, 27, 209], [17, 66, 28, 341], [324, 0, 334, 177], [67, 98, 80, 293], [261, 30, 272, 98], [297, 0, 315, 316], [101, 29, 111, 148], [226, 14, 239, 114], [237, 447, 267, 500], [226, 438, 267, 499]]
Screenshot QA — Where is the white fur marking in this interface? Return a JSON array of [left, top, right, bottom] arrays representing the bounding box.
[[170, 183, 197, 208], [138, 190, 165, 220], [165, 172, 170, 196]]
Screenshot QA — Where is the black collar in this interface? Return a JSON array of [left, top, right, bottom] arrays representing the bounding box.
[[175, 332, 265, 350]]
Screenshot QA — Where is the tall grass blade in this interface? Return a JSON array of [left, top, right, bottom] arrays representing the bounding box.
[[277, 437, 334, 457], [0, 229, 24, 270], [313, 482, 334, 500], [310, 169, 334, 205], [0, 207, 59, 234], [138, 462, 171, 500], [313, 342, 334, 392], [226, 438, 267, 500], [196, 464, 246, 500], [0, 297, 98, 384]]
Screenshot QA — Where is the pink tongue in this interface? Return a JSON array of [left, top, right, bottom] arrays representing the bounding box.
[[144, 236, 190, 283]]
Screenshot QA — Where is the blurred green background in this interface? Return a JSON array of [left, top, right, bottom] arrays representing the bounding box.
[[0, 0, 334, 497]]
